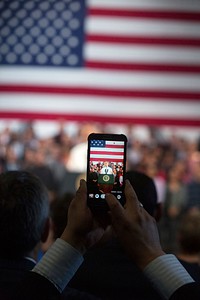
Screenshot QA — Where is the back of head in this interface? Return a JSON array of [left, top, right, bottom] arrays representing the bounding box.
[[50, 192, 74, 240], [126, 170, 158, 216], [0, 171, 49, 258], [178, 210, 200, 254]]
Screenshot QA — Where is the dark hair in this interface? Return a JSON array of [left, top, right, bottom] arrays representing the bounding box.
[[0, 171, 49, 258], [178, 211, 200, 254], [50, 193, 74, 239], [126, 170, 158, 216]]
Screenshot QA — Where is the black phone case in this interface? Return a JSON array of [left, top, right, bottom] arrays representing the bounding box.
[[87, 133, 128, 212]]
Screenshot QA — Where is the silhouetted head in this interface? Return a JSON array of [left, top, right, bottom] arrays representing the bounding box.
[[178, 210, 200, 254], [0, 171, 50, 258], [50, 192, 74, 240], [126, 170, 158, 216]]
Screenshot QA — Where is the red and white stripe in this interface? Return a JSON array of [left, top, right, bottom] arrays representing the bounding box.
[[90, 140, 124, 162], [0, 0, 200, 126]]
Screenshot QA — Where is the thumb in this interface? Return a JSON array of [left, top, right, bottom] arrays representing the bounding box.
[[124, 180, 140, 211], [75, 179, 87, 204], [105, 193, 125, 225]]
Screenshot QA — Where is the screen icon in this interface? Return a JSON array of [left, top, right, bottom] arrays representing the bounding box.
[[101, 194, 106, 199]]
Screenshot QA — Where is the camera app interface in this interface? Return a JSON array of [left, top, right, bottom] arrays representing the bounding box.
[[88, 139, 125, 201]]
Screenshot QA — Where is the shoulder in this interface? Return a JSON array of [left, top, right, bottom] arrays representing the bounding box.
[[170, 282, 200, 300]]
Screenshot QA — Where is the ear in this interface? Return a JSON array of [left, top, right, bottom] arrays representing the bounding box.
[[41, 217, 51, 243]]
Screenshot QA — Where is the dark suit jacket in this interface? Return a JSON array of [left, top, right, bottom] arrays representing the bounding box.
[[3, 268, 200, 300], [69, 239, 163, 300], [170, 282, 200, 300], [0, 257, 36, 299], [0, 257, 100, 300]]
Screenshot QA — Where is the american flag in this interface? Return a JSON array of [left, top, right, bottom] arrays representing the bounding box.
[[90, 140, 124, 163], [0, 0, 200, 127]]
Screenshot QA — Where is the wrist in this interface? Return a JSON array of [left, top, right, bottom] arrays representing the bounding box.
[[137, 250, 166, 270], [61, 229, 87, 255]]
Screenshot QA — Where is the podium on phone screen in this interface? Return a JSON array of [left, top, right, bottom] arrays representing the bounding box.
[[98, 174, 114, 193]]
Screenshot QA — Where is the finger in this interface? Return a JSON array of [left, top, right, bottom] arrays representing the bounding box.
[[124, 180, 141, 210], [94, 226, 114, 247], [74, 179, 87, 207], [79, 179, 87, 193], [105, 193, 125, 223]]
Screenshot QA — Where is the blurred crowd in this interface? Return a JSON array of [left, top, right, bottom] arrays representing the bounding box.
[[0, 120, 200, 254]]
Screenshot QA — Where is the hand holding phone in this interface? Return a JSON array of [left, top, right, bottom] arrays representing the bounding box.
[[87, 133, 128, 212]]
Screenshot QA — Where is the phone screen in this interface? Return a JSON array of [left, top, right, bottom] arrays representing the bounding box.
[[87, 133, 127, 211]]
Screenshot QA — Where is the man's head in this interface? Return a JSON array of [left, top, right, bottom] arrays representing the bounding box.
[[0, 171, 50, 258], [126, 170, 158, 217], [49, 192, 74, 240], [178, 210, 200, 254]]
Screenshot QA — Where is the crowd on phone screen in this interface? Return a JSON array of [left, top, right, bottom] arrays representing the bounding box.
[[89, 162, 124, 187], [0, 120, 200, 256]]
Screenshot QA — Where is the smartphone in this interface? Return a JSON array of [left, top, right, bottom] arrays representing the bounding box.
[[87, 133, 128, 212]]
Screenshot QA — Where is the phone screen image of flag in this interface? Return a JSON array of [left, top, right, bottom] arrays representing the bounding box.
[[90, 140, 124, 163], [0, 0, 200, 126]]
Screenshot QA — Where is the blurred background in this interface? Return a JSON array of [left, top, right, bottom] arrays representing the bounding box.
[[0, 0, 200, 254]]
